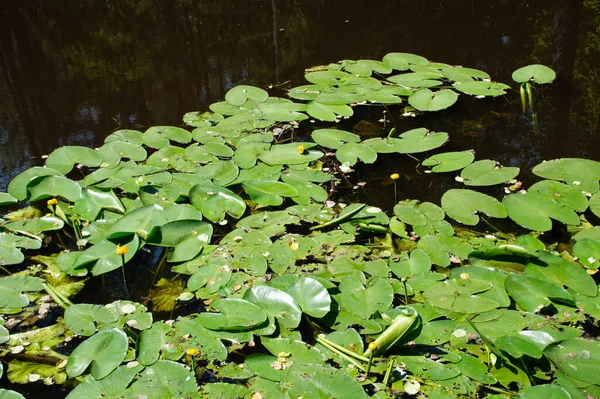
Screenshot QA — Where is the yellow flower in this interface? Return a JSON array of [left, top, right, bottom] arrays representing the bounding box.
[[368, 341, 379, 351], [116, 245, 128, 256], [186, 348, 199, 356], [296, 145, 305, 155], [390, 173, 400, 180], [47, 198, 58, 206]]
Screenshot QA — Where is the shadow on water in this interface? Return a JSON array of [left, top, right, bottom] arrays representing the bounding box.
[[1, 0, 600, 396]]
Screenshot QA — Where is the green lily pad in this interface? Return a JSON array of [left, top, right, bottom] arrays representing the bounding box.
[[305, 101, 353, 122], [64, 304, 118, 336], [460, 160, 519, 186], [143, 126, 191, 149], [189, 183, 246, 222], [243, 286, 302, 329], [389, 249, 431, 278], [545, 338, 600, 385], [0, 276, 44, 308], [0, 193, 17, 206], [409, 88, 458, 111], [64, 364, 143, 399], [533, 158, 600, 193], [387, 72, 442, 88], [526, 251, 597, 296], [338, 276, 393, 318], [288, 84, 328, 101], [495, 335, 543, 359], [304, 70, 351, 85], [422, 151, 475, 173], [7, 167, 63, 200], [73, 187, 125, 221], [528, 180, 588, 212], [311, 129, 360, 149], [4, 216, 64, 235], [127, 360, 199, 398], [423, 279, 500, 313], [107, 204, 164, 239], [97, 141, 147, 167], [270, 276, 331, 318], [503, 193, 580, 232], [512, 64, 556, 84], [441, 189, 507, 225], [0, 390, 26, 399], [281, 171, 328, 206], [453, 352, 497, 384], [66, 327, 129, 380], [505, 275, 574, 312], [259, 143, 323, 165], [225, 85, 269, 106], [383, 52, 429, 70], [45, 146, 102, 174], [454, 81, 510, 96], [336, 142, 378, 166], [74, 234, 139, 275], [242, 180, 299, 206], [387, 128, 448, 154], [573, 238, 600, 269], [196, 298, 267, 331], [26, 175, 82, 202], [104, 129, 143, 145]]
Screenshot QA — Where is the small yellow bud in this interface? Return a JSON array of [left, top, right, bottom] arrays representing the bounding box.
[[368, 341, 379, 351], [47, 198, 58, 206], [296, 145, 305, 155], [186, 348, 199, 356], [390, 173, 400, 180], [459, 272, 470, 280], [116, 245, 128, 256]]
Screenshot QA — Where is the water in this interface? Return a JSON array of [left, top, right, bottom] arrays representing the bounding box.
[[1, 0, 599, 396]]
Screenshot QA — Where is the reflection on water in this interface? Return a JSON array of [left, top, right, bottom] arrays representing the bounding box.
[[0, 0, 599, 201]]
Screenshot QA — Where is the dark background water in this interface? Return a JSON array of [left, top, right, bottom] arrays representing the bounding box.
[[1, 1, 600, 397]]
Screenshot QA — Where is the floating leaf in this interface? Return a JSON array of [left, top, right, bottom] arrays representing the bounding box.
[[143, 126, 191, 149], [45, 146, 102, 174], [189, 183, 246, 222], [4, 216, 64, 235], [242, 180, 299, 206], [422, 151, 475, 172], [66, 328, 128, 379], [441, 189, 507, 225], [26, 176, 82, 202], [338, 276, 393, 318], [460, 160, 519, 186], [64, 304, 118, 336], [389, 128, 448, 154], [505, 275, 574, 312], [0, 390, 25, 399], [545, 338, 600, 385], [504, 193, 580, 232], [225, 85, 269, 106], [409, 88, 458, 111], [0, 193, 17, 206], [244, 286, 302, 329], [573, 238, 600, 269], [383, 52, 429, 70], [454, 81, 510, 96], [73, 187, 125, 221], [528, 180, 588, 212], [272, 276, 331, 318], [305, 101, 353, 121], [532, 158, 600, 193], [74, 234, 139, 276], [335, 142, 377, 166], [104, 129, 143, 145], [526, 251, 597, 296], [127, 360, 199, 398], [7, 167, 63, 200], [64, 364, 143, 399], [423, 279, 499, 313], [311, 129, 360, 149], [512, 64, 556, 84], [259, 143, 323, 165], [196, 298, 267, 331]]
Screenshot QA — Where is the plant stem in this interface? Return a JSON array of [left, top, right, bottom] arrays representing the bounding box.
[[310, 204, 366, 231], [42, 283, 73, 309], [383, 356, 396, 386], [121, 254, 131, 299]]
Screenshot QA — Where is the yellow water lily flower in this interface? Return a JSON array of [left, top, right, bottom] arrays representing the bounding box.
[[368, 341, 379, 351], [116, 245, 128, 256], [47, 198, 58, 206], [186, 348, 199, 356], [390, 173, 400, 180], [296, 145, 305, 155]]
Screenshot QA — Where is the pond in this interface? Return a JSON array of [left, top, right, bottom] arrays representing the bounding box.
[[1, 1, 600, 398]]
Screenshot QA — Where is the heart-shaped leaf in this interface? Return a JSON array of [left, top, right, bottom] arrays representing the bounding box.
[[225, 85, 269, 106], [338, 276, 393, 318], [45, 146, 102, 174], [64, 304, 118, 336], [64, 364, 143, 399], [143, 126, 191, 149], [66, 327, 129, 379], [305, 101, 353, 122], [512, 64, 556, 84], [408, 88, 458, 111], [73, 187, 125, 221], [258, 143, 323, 165], [423, 279, 499, 313], [196, 298, 267, 331], [441, 189, 507, 225], [189, 183, 246, 222], [311, 129, 360, 149], [26, 176, 82, 202], [4, 216, 64, 235], [7, 167, 63, 200], [532, 158, 600, 193], [505, 275, 574, 312], [422, 151, 475, 172], [528, 180, 588, 212], [460, 160, 519, 186], [335, 142, 377, 166], [126, 360, 199, 398], [243, 286, 302, 329], [383, 52, 429, 70], [242, 180, 299, 206], [504, 193, 580, 232], [387, 128, 448, 154], [545, 338, 600, 385]]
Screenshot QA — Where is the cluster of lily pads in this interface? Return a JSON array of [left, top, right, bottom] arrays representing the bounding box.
[[0, 54, 598, 399]]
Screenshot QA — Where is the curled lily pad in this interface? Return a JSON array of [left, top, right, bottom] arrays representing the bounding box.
[[244, 286, 302, 329], [73, 187, 125, 221], [189, 183, 246, 222], [7, 167, 63, 200], [512, 64, 556, 84], [26, 176, 82, 202]]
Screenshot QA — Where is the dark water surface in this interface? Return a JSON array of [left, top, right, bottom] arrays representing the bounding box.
[[1, 0, 600, 397]]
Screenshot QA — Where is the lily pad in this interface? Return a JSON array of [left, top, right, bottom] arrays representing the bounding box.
[[242, 180, 299, 206], [408, 88, 458, 111], [383, 52, 430, 70], [64, 364, 143, 399], [545, 338, 600, 385], [73, 187, 125, 221], [441, 189, 507, 225], [243, 286, 302, 329], [64, 304, 118, 336], [532, 158, 600, 193], [7, 167, 63, 200], [454, 81, 510, 97], [305, 101, 354, 122], [45, 146, 103, 174], [503, 193, 580, 232], [26, 176, 82, 202], [189, 183, 246, 222], [258, 143, 323, 165], [338, 276, 394, 318], [423, 279, 500, 313], [196, 298, 267, 331], [512, 64, 556, 84], [422, 151, 475, 173], [127, 360, 199, 399], [505, 275, 574, 312], [528, 180, 589, 212], [335, 142, 378, 166], [311, 129, 360, 149], [388, 128, 448, 154], [460, 160, 519, 186], [66, 327, 129, 380]]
